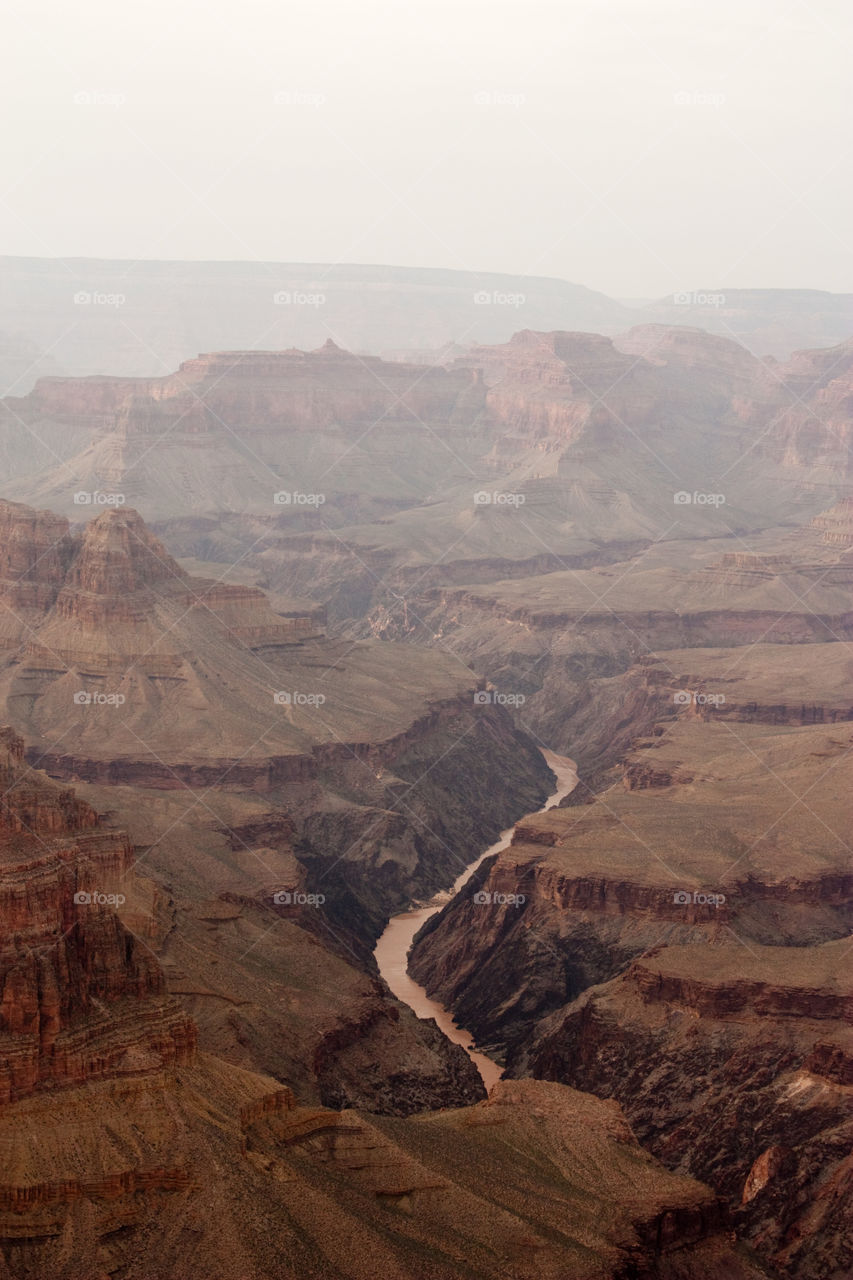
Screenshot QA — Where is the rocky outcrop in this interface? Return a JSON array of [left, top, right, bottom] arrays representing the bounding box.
[[811, 496, 853, 547], [0, 728, 195, 1104], [369, 542, 853, 756], [513, 943, 853, 1280], [0, 502, 542, 782], [753, 337, 853, 475], [0, 499, 72, 617], [627, 953, 853, 1022], [311, 997, 485, 1114], [0, 1065, 773, 1280], [234, 1078, 770, 1280], [450, 329, 663, 444]]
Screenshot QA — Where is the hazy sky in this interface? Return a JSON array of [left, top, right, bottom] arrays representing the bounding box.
[[4, 0, 851, 296]]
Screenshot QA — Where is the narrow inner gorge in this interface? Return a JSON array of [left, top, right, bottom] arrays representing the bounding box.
[[374, 749, 578, 1088]]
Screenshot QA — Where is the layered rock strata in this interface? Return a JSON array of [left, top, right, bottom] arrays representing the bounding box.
[[0, 728, 195, 1106], [513, 943, 853, 1280]]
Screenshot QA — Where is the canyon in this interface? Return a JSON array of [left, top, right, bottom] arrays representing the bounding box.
[[0, 316, 849, 1277], [404, 622, 853, 1278], [0, 728, 772, 1279], [2, 326, 851, 570], [374, 750, 580, 1091], [0, 496, 556, 1115]]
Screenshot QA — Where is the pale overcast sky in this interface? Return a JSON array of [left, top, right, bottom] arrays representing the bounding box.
[[3, 0, 851, 296]]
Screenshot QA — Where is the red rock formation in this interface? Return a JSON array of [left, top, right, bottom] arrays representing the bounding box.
[[451, 329, 662, 443], [0, 499, 72, 616], [0, 728, 195, 1104], [517, 942, 853, 1280], [408, 710, 853, 1079], [811, 496, 853, 547], [757, 337, 853, 473]]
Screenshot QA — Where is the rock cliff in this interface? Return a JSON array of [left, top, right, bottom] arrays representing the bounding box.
[[0, 728, 195, 1105], [513, 943, 853, 1280], [409, 710, 853, 1057]]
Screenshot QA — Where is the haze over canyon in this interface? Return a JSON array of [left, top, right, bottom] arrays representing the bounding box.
[[2, 1, 852, 1276]]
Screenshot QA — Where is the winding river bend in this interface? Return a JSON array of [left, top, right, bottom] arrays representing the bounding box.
[[374, 750, 578, 1090]]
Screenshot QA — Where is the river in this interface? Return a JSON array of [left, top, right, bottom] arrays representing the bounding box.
[[373, 750, 578, 1091]]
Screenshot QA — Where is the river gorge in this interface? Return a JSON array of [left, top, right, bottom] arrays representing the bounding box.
[[374, 750, 579, 1089]]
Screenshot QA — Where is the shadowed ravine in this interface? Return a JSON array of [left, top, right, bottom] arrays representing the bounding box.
[[374, 749, 578, 1088]]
